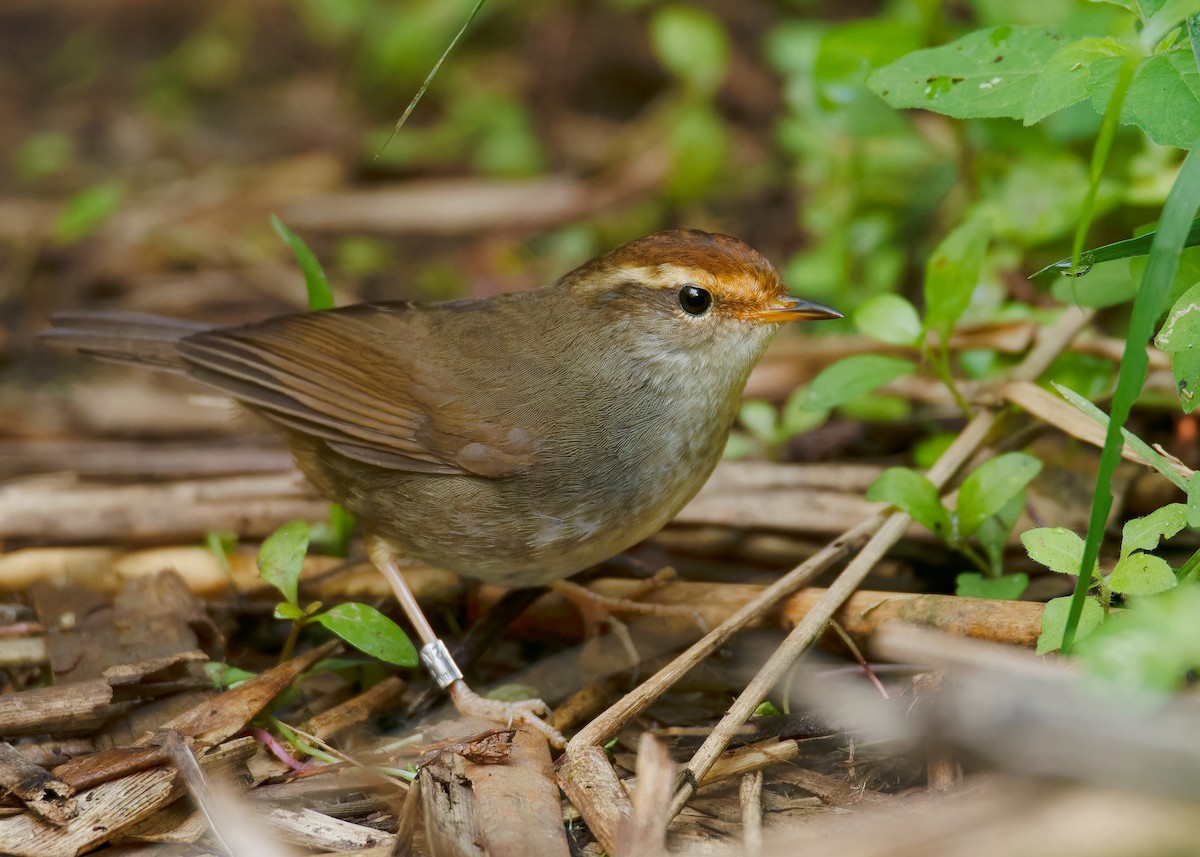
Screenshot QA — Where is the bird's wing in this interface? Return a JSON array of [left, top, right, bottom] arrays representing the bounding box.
[[176, 304, 538, 477]]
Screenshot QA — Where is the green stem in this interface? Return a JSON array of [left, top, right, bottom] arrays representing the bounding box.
[[278, 619, 304, 665], [929, 344, 971, 417], [1176, 547, 1200, 584], [958, 541, 994, 578]]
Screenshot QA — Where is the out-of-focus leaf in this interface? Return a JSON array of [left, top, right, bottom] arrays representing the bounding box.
[[53, 180, 127, 244], [866, 467, 952, 540], [650, 5, 730, 93], [796, 355, 916, 412], [1038, 595, 1103, 654], [955, 572, 1029, 600], [924, 218, 990, 343], [853, 294, 923, 345], [956, 453, 1042, 538], [257, 520, 310, 606]]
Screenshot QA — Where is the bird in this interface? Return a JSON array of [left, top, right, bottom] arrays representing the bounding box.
[[42, 228, 841, 746]]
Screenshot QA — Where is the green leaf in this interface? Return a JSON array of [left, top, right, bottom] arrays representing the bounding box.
[[1021, 527, 1095, 577], [752, 700, 782, 718], [866, 467, 952, 541], [867, 26, 1065, 120], [1090, 49, 1200, 149], [852, 294, 923, 346], [257, 520, 310, 606], [1108, 553, 1178, 596], [955, 572, 1029, 600], [1077, 583, 1200, 691], [1154, 281, 1200, 352], [274, 602, 306, 621], [310, 503, 356, 558], [1023, 37, 1128, 125], [1174, 349, 1200, 413], [313, 602, 418, 667], [204, 661, 258, 690], [271, 214, 335, 310], [1120, 504, 1189, 558], [1189, 476, 1200, 528], [738, 400, 779, 444], [797, 355, 916, 412], [923, 218, 990, 344], [649, 5, 730, 93], [1037, 595, 1103, 655], [1032, 219, 1200, 278], [53, 180, 127, 244], [956, 453, 1042, 538]]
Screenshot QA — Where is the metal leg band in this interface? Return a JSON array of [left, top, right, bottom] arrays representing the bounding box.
[[420, 639, 464, 689]]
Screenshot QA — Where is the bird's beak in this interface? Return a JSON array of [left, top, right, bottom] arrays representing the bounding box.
[[750, 295, 843, 324]]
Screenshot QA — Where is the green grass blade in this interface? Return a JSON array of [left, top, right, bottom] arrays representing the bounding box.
[[1060, 145, 1200, 654], [1031, 218, 1200, 278], [270, 214, 335, 311]]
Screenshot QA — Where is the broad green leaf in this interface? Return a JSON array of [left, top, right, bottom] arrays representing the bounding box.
[[852, 294, 923, 346], [913, 432, 956, 469], [257, 520, 310, 606], [1021, 527, 1095, 576], [271, 214, 335, 311], [1173, 349, 1200, 413], [1023, 37, 1128, 125], [649, 5, 730, 93], [867, 26, 1065, 119], [1154, 281, 1200, 352], [1089, 49, 1200, 149], [1077, 583, 1200, 691], [1120, 503, 1188, 558], [54, 180, 127, 244], [739, 400, 779, 444], [313, 603, 418, 666], [797, 355, 916, 412], [955, 572, 1029, 600], [866, 467, 952, 540], [924, 218, 990, 343], [1108, 553, 1178, 595], [956, 453, 1042, 538], [1037, 595, 1103, 655], [986, 154, 1098, 246]]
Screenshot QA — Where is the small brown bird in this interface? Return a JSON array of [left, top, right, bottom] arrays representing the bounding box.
[[43, 229, 840, 744]]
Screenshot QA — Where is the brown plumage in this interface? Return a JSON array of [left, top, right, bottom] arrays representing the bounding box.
[[43, 229, 840, 586]]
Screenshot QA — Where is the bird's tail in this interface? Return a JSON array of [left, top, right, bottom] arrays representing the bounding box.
[[40, 311, 214, 371]]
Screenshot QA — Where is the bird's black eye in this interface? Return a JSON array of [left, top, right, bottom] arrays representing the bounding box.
[[678, 285, 712, 315]]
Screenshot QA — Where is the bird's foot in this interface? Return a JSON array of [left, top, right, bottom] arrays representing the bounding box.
[[551, 570, 708, 635], [447, 679, 565, 749]]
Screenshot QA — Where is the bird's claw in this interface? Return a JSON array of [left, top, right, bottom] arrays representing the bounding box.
[[448, 680, 565, 749]]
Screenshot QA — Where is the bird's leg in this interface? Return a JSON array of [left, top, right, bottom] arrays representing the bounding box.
[[367, 537, 565, 748], [549, 569, 709, 673]]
